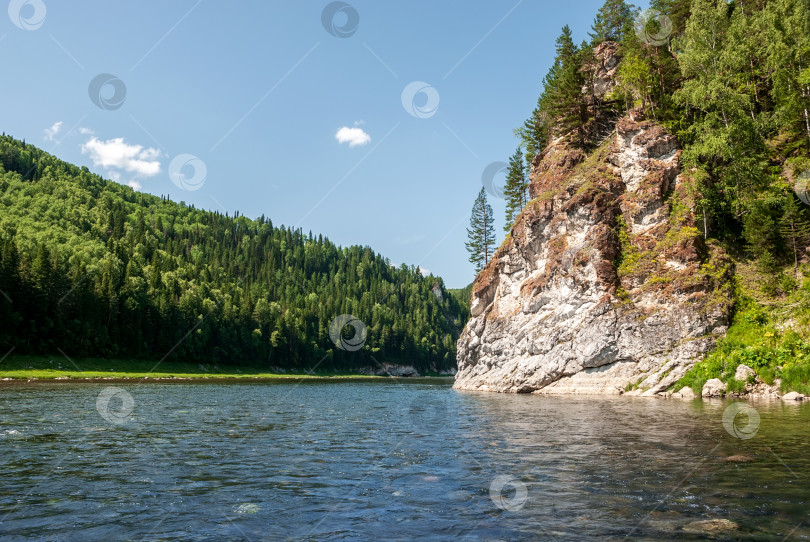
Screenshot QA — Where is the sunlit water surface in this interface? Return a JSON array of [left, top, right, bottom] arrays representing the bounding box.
[[1, 380, 809, 541]]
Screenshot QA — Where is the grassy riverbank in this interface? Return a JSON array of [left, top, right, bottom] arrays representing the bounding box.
[[0, 355, 447, 381], [675, 259, 810, 396]]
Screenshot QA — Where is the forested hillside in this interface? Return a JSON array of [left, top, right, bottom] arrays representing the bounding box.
[[0, 135, 466, 372]]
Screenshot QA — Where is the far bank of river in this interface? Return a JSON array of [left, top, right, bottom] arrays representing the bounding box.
[[0, 355, 453, 382]]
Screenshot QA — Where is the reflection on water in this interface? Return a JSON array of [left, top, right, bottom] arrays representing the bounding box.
[[1, 380, 809, 540]]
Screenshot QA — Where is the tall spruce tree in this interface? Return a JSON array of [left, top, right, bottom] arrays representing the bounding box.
[[466, 188, 496, 273], [542, 26, 589, 146], [503, 147, 528, 233]]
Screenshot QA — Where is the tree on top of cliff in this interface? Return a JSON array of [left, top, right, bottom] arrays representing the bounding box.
[[466, 188, 496, 274], [541, 26, 590, 146], [590, 0, 637, 43], [650, 0, 693, 39], [503, 147, 529, 233]]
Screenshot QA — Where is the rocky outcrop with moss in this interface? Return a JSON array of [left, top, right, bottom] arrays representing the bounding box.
[[454, 114, 733, 395]]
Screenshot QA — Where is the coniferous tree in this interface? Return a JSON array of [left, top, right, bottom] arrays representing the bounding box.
[[650, 0, 693, 39], [466, 188, 496, 273], [780, 194, 810, 278], [590, 0, 636, 44], [516, 107, 548, 166], [503, 147, 528, 233], [542, 26, 589, 146]]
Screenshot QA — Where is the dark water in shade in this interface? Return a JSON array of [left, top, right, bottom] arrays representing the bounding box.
[[1, 380, 809, 541]]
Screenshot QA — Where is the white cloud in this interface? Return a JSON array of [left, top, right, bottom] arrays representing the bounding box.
[[419, 266, 431, 276], [335, 126, 371, 147], [81, 137, 161, 177], [44, 121, 63, 142], [78, 127, 94, 135], [127, 180, 142, 190]]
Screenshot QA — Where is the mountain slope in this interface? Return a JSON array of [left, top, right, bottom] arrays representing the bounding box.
[[0, 135, 466, 372]]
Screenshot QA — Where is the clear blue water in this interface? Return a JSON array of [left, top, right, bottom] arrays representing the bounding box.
[[1, 379, 809, 541]]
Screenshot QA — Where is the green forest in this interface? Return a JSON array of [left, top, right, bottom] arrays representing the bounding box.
[[0, 135, 469, 373]]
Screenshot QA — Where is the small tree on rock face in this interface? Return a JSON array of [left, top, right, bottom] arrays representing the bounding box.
[[617, 50, 655, 115], [503, 147, 529, 233], [466, 188, 496, 274]]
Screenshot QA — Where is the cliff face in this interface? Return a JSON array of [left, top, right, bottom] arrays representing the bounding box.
[[454, 114, 733, 395]]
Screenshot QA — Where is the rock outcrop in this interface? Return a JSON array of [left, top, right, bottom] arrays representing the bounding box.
[[701, 378, 726, 398], [454, 113, 733, 395]]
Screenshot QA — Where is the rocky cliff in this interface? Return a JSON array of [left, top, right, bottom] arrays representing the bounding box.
[[454, 113, 734, 395]]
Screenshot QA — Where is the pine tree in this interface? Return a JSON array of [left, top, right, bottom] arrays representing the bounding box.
[[466, 188, 496, 273], [650, 0, 693, 39], [780, 194, 810, 278], [590, 0, 636, 44], [516, 107, 548, 166], [542, 26, 589, 146], [503, 147, 528, 233]]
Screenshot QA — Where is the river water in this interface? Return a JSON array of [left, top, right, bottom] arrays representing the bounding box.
[[0, 379, 808, 541]]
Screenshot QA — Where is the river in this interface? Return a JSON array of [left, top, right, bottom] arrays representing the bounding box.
[[1, 379, 808, 540]]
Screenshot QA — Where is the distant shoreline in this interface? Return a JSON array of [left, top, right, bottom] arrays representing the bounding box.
[[0, 376, 455, 385], [0, 355, 455, 383]]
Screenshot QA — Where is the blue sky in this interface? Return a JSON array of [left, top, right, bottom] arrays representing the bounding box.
[[1, 0, 648, 288]]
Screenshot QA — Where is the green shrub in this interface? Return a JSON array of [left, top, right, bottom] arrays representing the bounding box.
[[674, 297, 810, 394], [725, 377, 746, 394]]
